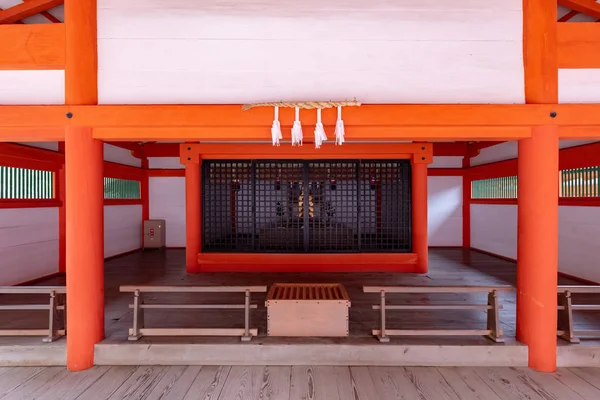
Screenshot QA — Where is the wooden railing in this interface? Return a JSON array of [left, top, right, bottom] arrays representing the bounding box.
[[363, 286, 513, 343], [120, 285, 268, 341], [557, 285, 600, 343], [0, 286, 66, 342]]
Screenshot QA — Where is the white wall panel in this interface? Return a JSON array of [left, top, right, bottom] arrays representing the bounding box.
[[559, 69, 600, 103], [428, 176, 462, 246], [429, 156, 463, 169], [471, 204, 600, 283], [470, 204, 517, 259], [0, 71, 64, 105], [99, 0, 521, 11], [148, 157, 184, 169], [104, 205, 142, 258], [559, 206, 600, 283], [98, 6, 522, 41], [97, 1, 524, 104], [104, 143, 142, 167], [149, 177, 186, 247], [0, 208, 58, 286]]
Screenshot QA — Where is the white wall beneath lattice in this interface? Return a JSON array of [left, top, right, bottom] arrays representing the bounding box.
[[471, 204, 600, 283]]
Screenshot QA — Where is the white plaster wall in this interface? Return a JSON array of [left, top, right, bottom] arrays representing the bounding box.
[[559, 70, 600, 104], [104, 205, 142, 258], [558, 206, 600, 283], [470, 204, 518, 259], [470, 204, 600, 282], [149, 177, 186, 247], [0, 71, 64, 105], [98, 0, 524, 104], [103, 143, 142, 167], [429, 156, 463, 169], [148, 157, 184, 169], [0, 208, 58, 285], [428, 176, 462, 246]]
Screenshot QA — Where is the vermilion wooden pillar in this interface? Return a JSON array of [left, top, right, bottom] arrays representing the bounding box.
[[462, 157, 471, 248], [57, 141, 66, 273], [65, 128, 104, 371], [518, 0, 559, 372], [412, 161, 428, 273], [517, 128, 559, 371], [186, 161, 201, 272], [65, 0, 102, 371], [141, 156, 150, 247]]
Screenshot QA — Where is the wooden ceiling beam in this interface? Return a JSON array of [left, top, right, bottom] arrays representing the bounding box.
[[0, 127, 65, 141], [558, 0, 600, 20], [142, 142, 470, 158], [93, 126, 532, 142], [0, 0, 64, 24], [558, 10, 579, 22], [22, 0, 62, 23], [67, 104, 561, 128], [0, 105, 599, 141]]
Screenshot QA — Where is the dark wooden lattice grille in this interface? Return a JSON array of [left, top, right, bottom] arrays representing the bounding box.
[[202, 160, 412, 253]]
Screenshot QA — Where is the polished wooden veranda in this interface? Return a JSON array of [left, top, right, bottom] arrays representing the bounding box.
[[1, 249, 600, 367], [2, 365, 600, 400]]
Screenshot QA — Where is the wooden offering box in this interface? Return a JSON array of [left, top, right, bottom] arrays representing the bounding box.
[[266, 283, 351, 337]]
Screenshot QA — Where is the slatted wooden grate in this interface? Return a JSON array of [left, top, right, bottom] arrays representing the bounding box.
[[267, 283, 350, 301]]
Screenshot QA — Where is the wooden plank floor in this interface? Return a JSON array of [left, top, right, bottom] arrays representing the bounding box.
[[2, 248, 600, 345], [1, 365, 600, 399]]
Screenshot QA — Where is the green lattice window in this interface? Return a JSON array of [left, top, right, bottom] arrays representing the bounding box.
[[472, 176, 518, 199], [104, 177, 141, 199], [560, 166, 599, 197], [0, 166, 54, 199]]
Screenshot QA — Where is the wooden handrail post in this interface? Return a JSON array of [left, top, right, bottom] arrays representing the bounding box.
[[378, 290, 389, 343], [241, 289, 252, 342], [43, 290, 61, 343], [486, 290, 504, 343], [60, 293, 67, 335], [558, 290, 579, 343], [129, 290, 144, 341]]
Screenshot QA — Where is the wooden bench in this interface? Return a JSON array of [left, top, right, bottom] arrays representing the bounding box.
[[363, 286, 513, 343], [0, 286, 66, 342], [557, 285, 600, 343], [120, 285, 267, 341]]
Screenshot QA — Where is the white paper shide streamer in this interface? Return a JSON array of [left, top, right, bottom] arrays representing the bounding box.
[[334, 106, 345, 145], [291, 107, 303, 146], [314, 109, 328, 149], [271, 106, 283, 146]]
